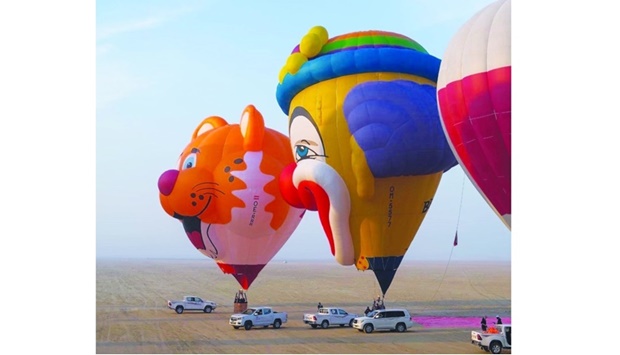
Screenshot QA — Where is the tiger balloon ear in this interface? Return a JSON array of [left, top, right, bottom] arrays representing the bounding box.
[[192, 116, 228, 139], [239, 105, 265, 151]]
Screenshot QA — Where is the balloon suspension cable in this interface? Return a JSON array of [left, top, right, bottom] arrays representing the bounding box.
[[374, 273, 380, 300], [365, 270, 384, 306], [422, 173, 466, 312]]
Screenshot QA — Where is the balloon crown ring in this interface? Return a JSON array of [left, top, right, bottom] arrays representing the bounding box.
[[276, 26, 441, 115]]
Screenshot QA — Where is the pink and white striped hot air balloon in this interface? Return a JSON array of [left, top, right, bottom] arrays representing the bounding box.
[[437, 0, 511, 229]]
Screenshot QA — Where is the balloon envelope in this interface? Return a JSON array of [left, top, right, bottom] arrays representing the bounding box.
[[276, 27, 457, 295], [158, 105, 305, 289], [437, 0, 512, 229]]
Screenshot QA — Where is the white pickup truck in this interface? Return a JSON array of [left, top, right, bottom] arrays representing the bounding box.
[[303, 307, 358, 328], [229, 306, 288, 330], [471, 324, 512, 354], [167, 296, 217, 314]]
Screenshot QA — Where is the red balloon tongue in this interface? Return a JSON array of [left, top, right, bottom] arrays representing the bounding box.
[[298, 180, 335, 257], [217, 263, 266, 290]]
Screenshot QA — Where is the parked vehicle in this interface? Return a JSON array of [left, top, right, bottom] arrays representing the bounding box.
[[471, 324, 512, 354], [303, 307, 358, 328], [167, 296, 217, 314], [352, 309, 414, 333], [229, 306, 288, 330]]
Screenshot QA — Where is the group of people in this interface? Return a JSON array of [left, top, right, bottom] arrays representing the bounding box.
[[372, 296, 385, 310], [363, 296, 385, 315], [234, 289, 247, 304], [480, 315, 502, 331]]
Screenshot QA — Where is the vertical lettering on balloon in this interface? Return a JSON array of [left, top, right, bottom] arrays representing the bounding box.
[[387, 186, 395, 227], [249, 195, 260, 226]]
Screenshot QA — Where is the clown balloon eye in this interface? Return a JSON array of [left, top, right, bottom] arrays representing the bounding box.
[[296, 145, 309, 157], [295, 145, 319, 160], [289, 110, 326, 163], [182, 153, 197, 170]]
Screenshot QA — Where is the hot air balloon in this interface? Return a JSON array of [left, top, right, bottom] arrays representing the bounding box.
[[158, 104, 305, 290], [437, 0, 511, 229], [276, 27, 457, 296]]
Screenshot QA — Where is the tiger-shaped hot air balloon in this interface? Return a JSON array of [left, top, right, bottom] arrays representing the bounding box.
[[158, 105, 305, 290]]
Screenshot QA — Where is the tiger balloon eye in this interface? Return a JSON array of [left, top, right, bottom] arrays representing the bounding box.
[[157, 104, 306, 290]]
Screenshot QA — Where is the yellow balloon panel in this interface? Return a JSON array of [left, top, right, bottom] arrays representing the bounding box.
[[276, 28, 457, 295]]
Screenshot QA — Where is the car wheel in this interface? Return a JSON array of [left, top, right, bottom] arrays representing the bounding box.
[[489, 341, 502, 354], [364, 324, 374, 334], [321, 320, 329, 329], [244, 321, 253, 331], [396, 323, 406, 332], [349, 319, 354, 327], [203, 306, 212, 313], [310, 324, 318, 329], [175, 306, 184, 314], [273, 319, 282, 329]]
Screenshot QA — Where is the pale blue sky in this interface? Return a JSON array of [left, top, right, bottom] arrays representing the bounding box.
[[95, 0, 511, 261]]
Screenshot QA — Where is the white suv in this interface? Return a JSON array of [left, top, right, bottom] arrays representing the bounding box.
[[352, 309, 414, 333]]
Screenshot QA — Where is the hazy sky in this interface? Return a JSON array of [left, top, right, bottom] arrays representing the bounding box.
[[95, 0, 511, 262]]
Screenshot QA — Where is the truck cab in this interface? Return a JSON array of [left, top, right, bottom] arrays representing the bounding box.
[[303, 307, 358, 328], [352, 309, 414, 333], [471, 324, 512, 354], [167, 295, 217, 314], [229, 306, 288, 330]]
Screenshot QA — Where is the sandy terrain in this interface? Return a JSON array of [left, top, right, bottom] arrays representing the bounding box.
[[96, 259, 511, 354]]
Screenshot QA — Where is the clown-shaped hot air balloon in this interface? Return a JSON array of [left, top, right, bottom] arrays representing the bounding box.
[[158, 105, 305, 290], [437, 0, 511, 229], [276, 27, 457, 296]]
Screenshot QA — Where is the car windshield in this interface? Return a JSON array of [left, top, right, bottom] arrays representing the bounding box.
[[366, 311, 377, 317], [241, 309, 255, 315]]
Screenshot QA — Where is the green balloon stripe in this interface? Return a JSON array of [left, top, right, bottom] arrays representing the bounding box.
[[320, 35, 428, 55]]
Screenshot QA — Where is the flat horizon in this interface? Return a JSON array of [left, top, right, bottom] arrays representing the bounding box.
[[95, 256, 511, 262]]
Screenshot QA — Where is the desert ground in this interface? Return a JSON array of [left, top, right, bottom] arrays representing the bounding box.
[[96, 259, 511, 354]]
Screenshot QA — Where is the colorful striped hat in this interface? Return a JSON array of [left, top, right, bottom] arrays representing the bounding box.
[[276, 26, 441, 115]]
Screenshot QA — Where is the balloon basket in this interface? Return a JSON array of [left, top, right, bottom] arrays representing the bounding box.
[[234, 302, 248, 313]]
